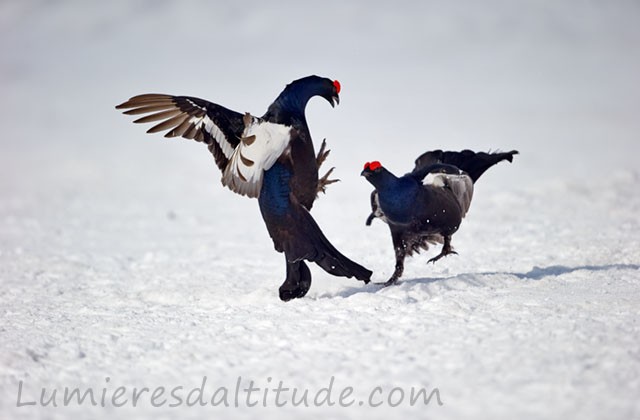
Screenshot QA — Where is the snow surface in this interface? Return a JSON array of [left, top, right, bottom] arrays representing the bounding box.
[[1, 1, 639, 419]]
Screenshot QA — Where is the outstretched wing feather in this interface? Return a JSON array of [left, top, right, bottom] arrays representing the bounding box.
[[116, 94, 245, 172]]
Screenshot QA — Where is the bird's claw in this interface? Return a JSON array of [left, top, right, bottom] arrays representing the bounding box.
[[316, 138, 331, 168], [427, 250, 458, 264], [317, 167, 340, 195], [315, 139, 339, 195], [383, 278, 398, 287], [372, 276, 399, 287]]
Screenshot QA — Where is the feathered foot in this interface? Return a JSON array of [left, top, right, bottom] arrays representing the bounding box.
[[427, 236, 457, 264], [279, 260, 312, 302], [382, 272, 401, 287], [373, 273, 401, 287], [376, 232, 406, 287]]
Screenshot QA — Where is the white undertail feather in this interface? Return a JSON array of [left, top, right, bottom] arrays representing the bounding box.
[[221, 114, 292, 198]]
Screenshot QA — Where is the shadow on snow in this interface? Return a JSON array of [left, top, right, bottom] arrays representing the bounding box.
[[326, 263, 640, 299]]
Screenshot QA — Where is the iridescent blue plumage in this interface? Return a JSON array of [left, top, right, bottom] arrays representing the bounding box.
[[373, 175, 420, 225], [259, 162, 292, 217]]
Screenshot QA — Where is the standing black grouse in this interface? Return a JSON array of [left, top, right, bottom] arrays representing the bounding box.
[[361, 149, 518, 286], [116, 75, 371, 300]]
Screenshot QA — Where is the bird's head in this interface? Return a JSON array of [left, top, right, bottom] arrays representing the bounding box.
[[288, 75, 340, 107], [361, 161, 396, 189], [361, 161, 401, 191], [268, 76, 341, 121]]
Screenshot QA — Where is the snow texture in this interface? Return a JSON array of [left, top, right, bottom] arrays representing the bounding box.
[[1, 1, 639, 419]]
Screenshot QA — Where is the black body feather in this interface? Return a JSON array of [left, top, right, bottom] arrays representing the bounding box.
[[362, 149, 518, 285], [117, 76, 370, 300]]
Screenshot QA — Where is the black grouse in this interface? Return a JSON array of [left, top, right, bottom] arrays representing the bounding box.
[[361, 149, 518, 286], [116, 75, 371, 301]]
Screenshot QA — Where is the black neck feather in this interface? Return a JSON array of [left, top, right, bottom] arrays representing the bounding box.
[[263, 75, 331, 125]]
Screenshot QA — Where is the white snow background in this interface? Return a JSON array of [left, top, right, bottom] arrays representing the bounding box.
[[1, 1, 639, 419]]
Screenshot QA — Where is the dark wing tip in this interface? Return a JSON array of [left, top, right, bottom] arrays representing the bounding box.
[[506, 150, 520, 162], [365, 213, 375, 226]]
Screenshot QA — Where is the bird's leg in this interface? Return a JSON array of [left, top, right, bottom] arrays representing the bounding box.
[[427, 235, 458, 264], [381, 232, 406, 286], [384, 246, 406, 286], [316, 139, 339, 195]]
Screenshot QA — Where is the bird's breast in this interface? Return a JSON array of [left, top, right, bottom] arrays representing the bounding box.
[[377, 184, 419, 225], [259, 162, 292, 217]]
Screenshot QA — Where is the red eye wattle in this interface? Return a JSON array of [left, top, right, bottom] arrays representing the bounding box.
[[369, 161, 382, 171], [333, 80, 341, 94]]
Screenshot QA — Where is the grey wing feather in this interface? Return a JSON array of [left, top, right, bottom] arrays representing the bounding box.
[[423, 172, 474, 217], [444, 174, 474, 217]]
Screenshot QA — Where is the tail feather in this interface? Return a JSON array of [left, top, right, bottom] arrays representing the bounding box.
[[291, 207, 372, 282], [259, 160, 371, 284], [260, 197, 371, 283], [414, 149, 518, 183]]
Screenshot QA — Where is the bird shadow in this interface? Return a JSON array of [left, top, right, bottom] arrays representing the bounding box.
[[325, 263, 640, 299]]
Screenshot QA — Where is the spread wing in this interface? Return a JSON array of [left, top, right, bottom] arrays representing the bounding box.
[[412, 149, 518, 183], [115, 94, 245, 172]]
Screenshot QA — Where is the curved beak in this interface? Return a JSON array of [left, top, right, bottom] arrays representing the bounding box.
[[360, 169, 369, 177]]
